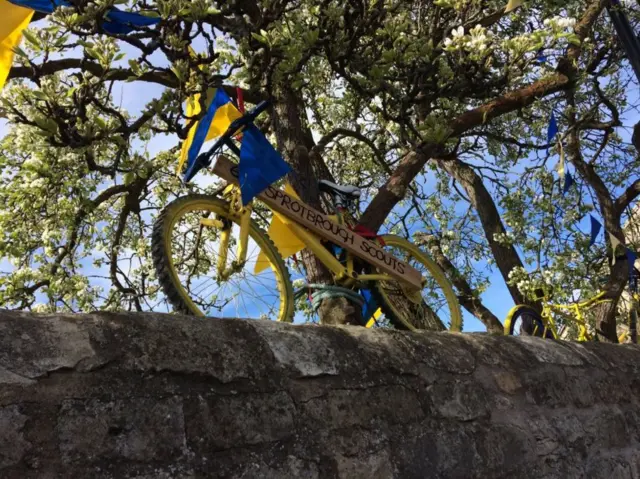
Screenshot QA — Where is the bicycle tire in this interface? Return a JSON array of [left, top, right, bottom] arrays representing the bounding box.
[[507, 306, 552, 338], [368, 234, 462, 332], [152, 194, 294, 321]]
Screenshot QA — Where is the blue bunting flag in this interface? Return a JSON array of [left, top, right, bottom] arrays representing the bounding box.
[[562, 171, 574, 195], [589, 215, 602, 247], [7, 0, 159, 34], [547, 112, 558, 145], [238, 124, 292, 205], [361, 288, 379, 324], [626, 248, 638, 276]]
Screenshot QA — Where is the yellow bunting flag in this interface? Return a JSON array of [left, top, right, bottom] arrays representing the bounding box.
[[0, 0, 34, 90], [177, 88, 242, 176], [609, 232, 622, 265], [255, 184, 307, 273], [504, 0, 523, 13], [177, 93, 202, 174], [555, 140, 566, 178], [255, 184, 339, 274], [365, 309, 383, 328]]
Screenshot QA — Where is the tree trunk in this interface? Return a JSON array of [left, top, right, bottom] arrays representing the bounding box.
[[564, 99, 624, 343], [269, 87, 361, 325]]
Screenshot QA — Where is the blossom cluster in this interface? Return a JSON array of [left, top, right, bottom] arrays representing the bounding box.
[[443, 25, 492, 60]]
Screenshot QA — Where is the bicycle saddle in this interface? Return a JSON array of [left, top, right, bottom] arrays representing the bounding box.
[[318, 179, 361, 199]]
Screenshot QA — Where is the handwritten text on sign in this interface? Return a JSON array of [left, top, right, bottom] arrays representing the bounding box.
[[212, 156, 422, 288]]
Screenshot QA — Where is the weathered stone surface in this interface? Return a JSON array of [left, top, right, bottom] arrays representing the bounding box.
[[0, 406, 30, 468], [1, 310, 640, 478]]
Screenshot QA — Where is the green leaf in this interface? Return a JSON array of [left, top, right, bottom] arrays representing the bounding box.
[[566, 34, 581, 46], [251, 33, 268, 44], [170, 66, 184, 82], [123, 172, 134, 185], [21, 30, 40, 49], [86, 48, 101, 60], [95, 117, 107, 130], [11, 45, 29, 59]]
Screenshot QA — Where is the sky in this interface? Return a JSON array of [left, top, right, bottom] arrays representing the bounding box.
[[1, 7, 640, 332]]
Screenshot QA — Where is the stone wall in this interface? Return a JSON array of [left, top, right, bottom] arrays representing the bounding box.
[[1, 310, 640, 478]]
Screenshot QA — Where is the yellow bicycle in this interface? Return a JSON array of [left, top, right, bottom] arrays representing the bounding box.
[[152, 101, 462, 331], [505, 275, 639, 343], [504, 287, 611, 341]]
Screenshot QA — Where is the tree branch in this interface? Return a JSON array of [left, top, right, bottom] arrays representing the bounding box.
[[311, 127, 393, 175], [615, 179, 640, 216], [416, 233, 504, 334], [8, 59, 262, 103]]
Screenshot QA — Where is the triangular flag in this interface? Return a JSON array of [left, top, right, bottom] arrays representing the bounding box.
[[626, 248, 638, 276], [610, 232, 622, 265], [100, 8, 160, 34], [7, 0, 62, 14], [237, 124, 291, 205], [361, 288, 379, 324], [547, 112, 558, 144], [589, 215, 602, 247], [365, 309, 383, 328], [181, 88, 242, 181], [504, 0, 523, 13], [255, 184, 306, 274], [555, 140, 565, 178], [0, 0, 34, 90], [562, 171, 574, 195]]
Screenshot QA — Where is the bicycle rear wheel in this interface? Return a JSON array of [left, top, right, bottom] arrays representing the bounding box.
[[152, 194, 294, 321], [368, 235, 462, 332]]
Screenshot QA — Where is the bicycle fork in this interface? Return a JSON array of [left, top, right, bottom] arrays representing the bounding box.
[[200, 190, 252, 282]]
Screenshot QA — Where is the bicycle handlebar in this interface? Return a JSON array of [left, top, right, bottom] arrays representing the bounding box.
[[183, 100, 271, 182]]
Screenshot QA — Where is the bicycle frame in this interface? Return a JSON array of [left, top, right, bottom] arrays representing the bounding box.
[[544, 292, 610, 341], [210, 155, 424, 295], [205, 184, 423, 310]]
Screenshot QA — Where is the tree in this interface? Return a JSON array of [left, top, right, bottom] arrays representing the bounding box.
[[1, 0, 639, 341]]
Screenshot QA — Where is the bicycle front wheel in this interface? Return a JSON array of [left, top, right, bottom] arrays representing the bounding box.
[[152, 194, 294, 321], [369, 235, 462, 332]]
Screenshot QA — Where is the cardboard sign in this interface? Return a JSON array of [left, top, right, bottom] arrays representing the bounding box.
[[212, 155, 422, 288]]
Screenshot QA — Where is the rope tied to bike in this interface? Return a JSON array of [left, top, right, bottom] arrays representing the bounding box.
[[294, 284, 365, 312]]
